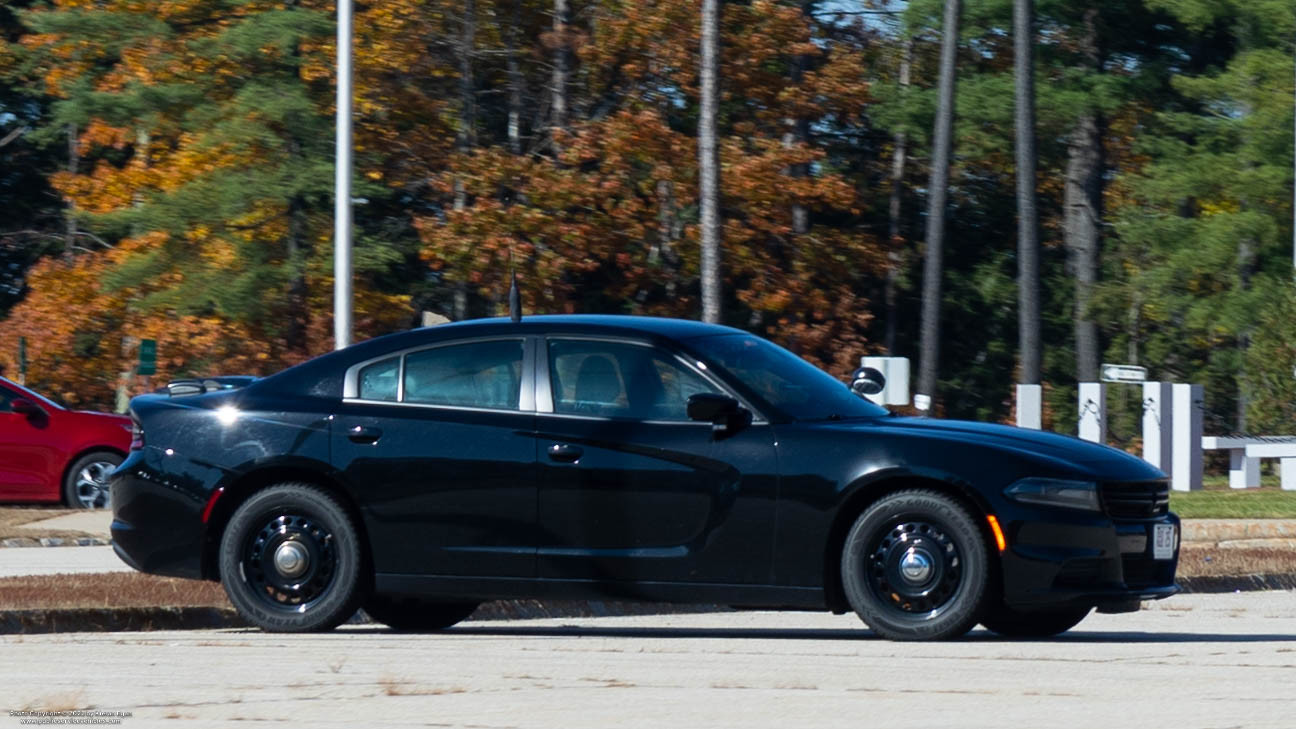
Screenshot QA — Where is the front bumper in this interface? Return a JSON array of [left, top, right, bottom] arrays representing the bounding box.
[[110, 450, 209, 580], [999, 510, 1181, 611]]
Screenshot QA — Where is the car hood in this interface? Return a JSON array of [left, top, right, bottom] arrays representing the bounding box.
[[839, 415, 1163, 480]]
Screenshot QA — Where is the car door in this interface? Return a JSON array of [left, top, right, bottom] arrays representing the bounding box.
[[535, 337, 779, 585], [332, 336, 538, 578], [0, 383, 60, 498]]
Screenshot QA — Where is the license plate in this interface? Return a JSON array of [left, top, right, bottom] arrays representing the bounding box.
[[1153, 523, 1176, 560]]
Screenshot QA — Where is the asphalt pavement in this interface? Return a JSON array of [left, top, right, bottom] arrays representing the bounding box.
[[1, 592, 1294, 728]]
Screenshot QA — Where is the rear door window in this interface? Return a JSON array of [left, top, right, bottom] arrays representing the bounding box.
[[403, 340, 524, 411]]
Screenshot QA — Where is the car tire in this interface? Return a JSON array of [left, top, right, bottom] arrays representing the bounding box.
[[363, 595, 479, 632], [840, 489, 989, 641], [979, 603, 1091, 638], [63, 451, 123, 509], [218, 483, 367, 633]]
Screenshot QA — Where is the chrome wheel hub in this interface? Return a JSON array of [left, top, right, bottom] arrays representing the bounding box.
[[273, 541, 310, 579], [899, 549, 933, 584]]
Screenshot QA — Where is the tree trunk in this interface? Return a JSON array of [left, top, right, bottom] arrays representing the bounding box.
[[457, 0, 477, 154], [453, 0, 477, 211], [506, 0, 524, 156], [1064, 9, 1103, 384], [550, 0, 569, 151], [1014, 0, 1041, 384], [699, 0, 722, 324], [916, 0, 962, 410], [64, 122, 77, 256], [1064, 111, 1103, 383], [884, 38, 913, 356], [1237, 237, 1255, 432], [783, 3, 813, 238]]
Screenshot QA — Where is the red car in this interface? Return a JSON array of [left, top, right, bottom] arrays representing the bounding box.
[[0, 377, 132, 509]]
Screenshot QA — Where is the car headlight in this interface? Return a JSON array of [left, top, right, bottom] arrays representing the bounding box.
[[1004, 477, 1100, 512]]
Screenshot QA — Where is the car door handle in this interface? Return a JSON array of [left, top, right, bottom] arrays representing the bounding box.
[[348, 426, 382, 445], [547, 443, 583, 463]]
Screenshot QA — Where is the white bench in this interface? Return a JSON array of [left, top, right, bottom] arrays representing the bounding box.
[[1244, 443, 1296, 491], [1201, 437, 1296, 490]]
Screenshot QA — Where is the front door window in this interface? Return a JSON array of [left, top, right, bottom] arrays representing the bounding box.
[[547, 339, 719, 420]]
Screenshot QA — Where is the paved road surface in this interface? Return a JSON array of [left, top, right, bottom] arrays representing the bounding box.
[[3, 591, 1294, 728], [0, 546, 131, 578]]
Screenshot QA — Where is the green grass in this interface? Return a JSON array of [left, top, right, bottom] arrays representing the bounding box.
[[1171, 482, 1296, 519]]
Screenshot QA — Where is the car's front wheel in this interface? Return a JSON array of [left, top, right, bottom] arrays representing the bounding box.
[[979, 603, 1091, 638], [218, 483, 367, 633], [841, 490, 989, 641], [363, 596, 479, 632], [63, 451, 123, 509]]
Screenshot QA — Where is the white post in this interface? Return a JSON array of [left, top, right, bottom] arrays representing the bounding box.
[[1229, 450, 1261, 489], [1171, 383, 1203, 491], [1282, 458, 1296, 491], [1141, 381, 1173, 476], [333, 0, 354, 350], [1078, 382, 1105, 443], [1016, 384, 1042, 429]]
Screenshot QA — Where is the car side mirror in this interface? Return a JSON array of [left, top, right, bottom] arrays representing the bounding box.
[[687, 393, 751, 436], [849, 366, 886, 397], [11, 398, 42, 417]]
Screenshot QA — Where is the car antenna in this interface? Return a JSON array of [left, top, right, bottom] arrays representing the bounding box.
[[508, 251, 522, 323]]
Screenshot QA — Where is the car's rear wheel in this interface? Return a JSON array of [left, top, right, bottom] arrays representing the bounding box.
[[979, 603, 1091, 638], [363, 595, 479, 632], [218, 483, 367, 633], [840, 490, 989, 641], [63, 451, 123, 509]]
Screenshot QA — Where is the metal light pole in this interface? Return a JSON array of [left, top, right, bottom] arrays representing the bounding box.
[[333, 0, 354, 350]]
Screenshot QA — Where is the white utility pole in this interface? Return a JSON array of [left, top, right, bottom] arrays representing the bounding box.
[[333, 0, 354, 350]]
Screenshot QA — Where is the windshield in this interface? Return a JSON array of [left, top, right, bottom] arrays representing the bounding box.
[[690, 334, 888, 420], [0, 377, 65, 410]]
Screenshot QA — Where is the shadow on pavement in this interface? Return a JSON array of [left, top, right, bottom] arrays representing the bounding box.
[[378, 624, 1296, 644]]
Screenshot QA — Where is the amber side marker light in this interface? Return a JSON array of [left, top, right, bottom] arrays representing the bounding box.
[[986, 515, 1007, 552]]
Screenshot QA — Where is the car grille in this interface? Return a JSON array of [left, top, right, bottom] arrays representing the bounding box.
[[1100, 480, 1170, 520]]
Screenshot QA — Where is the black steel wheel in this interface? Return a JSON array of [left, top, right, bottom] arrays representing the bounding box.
[[841, 490, 989, 641], [219, 483, 367, 633], [363, 595, 479, 632], [980, 603, 1091, 638]]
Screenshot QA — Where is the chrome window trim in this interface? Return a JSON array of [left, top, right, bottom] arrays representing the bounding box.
[[342, 335, 530, 411], [519, 337, 537, 411], [537, 335, 767, 424], [535, 337, 554, 414], [340, 398, 531, 416]]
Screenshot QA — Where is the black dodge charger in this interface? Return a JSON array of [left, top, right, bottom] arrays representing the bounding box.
[[111, 315, 1178, 640]]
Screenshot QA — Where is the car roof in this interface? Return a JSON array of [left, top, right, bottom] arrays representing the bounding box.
[[253, 315, 751, 399], [410, 314, 748, 340]]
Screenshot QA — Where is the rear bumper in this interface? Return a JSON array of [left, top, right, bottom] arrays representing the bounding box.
[[1000, 511, 1180, 611], [109, 450, 208, 580]]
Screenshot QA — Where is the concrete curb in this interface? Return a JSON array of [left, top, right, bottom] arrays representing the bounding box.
[[0, 537, 110, 548], [1176, 573, 1296, 594], [0, 607, 248, 634], [0, 600, 731, 635], [1181, 519, 1296, 543]]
